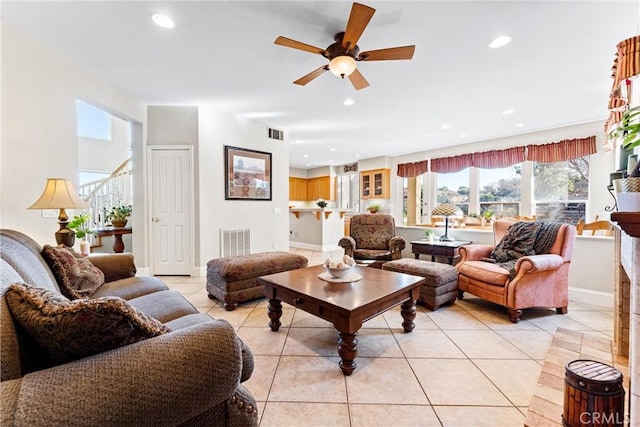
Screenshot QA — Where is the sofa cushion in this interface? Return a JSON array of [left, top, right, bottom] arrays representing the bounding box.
[[5, 283, 169, 365], [90, 276, 169, 300], [41, 245, 105, 299], [457, 260, 510, 286]]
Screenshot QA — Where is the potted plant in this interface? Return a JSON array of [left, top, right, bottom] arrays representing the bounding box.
[[424, 229, 434, 243], [368, 204, 380, 214], [481, 208, 494, 226], [108, 205, 132, 227], [608, 106, 640, 211], [68, 214, 92, 255], [316, 198, 328, 209]]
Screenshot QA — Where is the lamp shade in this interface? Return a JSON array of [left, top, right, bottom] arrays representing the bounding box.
[[431, 203, 463, 217], [329, 55, 357, 78], [28, 178, 88, 210]]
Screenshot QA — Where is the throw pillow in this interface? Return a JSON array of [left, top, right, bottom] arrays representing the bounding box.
[[41, 244, 105, 299], [5, 283, 170, 365]]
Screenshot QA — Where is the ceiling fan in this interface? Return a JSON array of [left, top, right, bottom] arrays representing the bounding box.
[[274, 2, 415, 90]]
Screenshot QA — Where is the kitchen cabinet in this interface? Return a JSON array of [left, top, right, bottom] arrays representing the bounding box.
[[306, 176, 335, 201], [289, 177, 308, 201], [360, 169, 390, 199]]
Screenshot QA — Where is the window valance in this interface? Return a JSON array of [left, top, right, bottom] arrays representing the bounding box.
[[526, 136, 596, 163], [471, 146, 525, 169], [605, 35, 640, 137], [396, 135, 596, 177], [430, 154, 473, 174], [396, 160, 428, 178]]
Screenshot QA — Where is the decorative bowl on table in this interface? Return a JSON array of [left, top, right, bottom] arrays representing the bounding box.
[[326, 265, 354, 279], [323, 255, 356, 279]]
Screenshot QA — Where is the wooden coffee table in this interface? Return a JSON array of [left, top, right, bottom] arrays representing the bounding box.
[[258, 264, 425, 375]]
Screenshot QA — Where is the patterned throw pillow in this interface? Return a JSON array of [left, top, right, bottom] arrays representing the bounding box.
[[5, 283, 170, 365], [41, 245, 105, 299]]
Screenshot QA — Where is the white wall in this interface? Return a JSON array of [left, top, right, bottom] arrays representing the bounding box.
[[78, 116, 130, 174], [1, 25, 146, 259], [198, 106, 290, 270]]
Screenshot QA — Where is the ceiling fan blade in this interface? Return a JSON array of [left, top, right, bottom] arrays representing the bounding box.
[[348, 68, 370, 90], [293, 65, 329, 86], [342, 3, 375, 50], [358, 45, 416, 61], [274, 36, 327, 55]]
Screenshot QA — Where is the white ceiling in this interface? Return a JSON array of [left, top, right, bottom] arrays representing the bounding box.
[[2, 1, 638, 169]]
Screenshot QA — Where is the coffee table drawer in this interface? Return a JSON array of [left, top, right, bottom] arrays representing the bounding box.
[[275, 287, 324, 318]]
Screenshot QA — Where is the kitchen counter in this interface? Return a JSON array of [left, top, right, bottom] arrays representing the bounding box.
[[289, 208, 349, 251]]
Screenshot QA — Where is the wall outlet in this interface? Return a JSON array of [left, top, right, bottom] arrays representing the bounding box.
[[41, 209, 58, 218]]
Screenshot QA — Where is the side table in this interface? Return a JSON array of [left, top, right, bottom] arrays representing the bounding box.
[[410, 240, 472, 265], [92, 227, 132, 253]]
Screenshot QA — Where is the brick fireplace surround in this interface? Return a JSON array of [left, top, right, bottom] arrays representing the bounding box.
[[611, 212, 640, 425]]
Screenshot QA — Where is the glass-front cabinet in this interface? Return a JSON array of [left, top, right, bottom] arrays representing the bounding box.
[[360, 169, 390, 199]]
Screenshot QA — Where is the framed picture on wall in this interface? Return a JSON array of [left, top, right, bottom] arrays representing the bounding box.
[[224, 146, 272, 200]]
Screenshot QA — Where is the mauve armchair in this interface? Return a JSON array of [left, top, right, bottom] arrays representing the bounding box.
[[456, 218, 576, 323], [339, 214, 405, 268]]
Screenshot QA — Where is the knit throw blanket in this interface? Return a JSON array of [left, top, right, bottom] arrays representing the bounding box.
[[481, 221, 563, 280]]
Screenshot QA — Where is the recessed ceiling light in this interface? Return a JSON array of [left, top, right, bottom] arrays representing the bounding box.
[[502, 109, 515, 115], [343, 99, 355, 106], [489, 35, 511, 49], [151, 13, 175, 29], [514, 123, 525, 127], [441, 124, 451, 129], [329, 159, 334, 163], [303, 154, 309, 158], [459, 134, 467, 138], [355, 154, 360, 157], [329, 148, 336, 152], [306, 163, 311, 167]]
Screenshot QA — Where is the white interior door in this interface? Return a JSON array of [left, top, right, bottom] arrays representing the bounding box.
[[150, 147, 192, 275]]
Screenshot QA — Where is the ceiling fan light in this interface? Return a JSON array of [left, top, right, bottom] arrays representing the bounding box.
[[329, 55, 357, 78]]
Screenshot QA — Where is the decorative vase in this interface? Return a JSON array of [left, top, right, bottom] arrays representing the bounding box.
[[80, 239, 91, 257], [614, 178, 640, 212], [111, 219, 127, 228]]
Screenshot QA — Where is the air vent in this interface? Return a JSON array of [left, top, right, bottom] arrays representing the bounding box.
[[268, 128, 284, 141], [220, 229, 251, 257]]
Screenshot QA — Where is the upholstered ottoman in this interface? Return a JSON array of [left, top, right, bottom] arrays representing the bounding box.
[[382, 258, 458, 311], [207, 252, 308, 311]]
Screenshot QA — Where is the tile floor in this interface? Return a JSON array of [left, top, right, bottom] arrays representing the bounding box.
[[161, 248, 614, 427]]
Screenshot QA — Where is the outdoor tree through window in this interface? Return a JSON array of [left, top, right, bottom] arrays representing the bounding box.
[[534, 156, 589, 223]]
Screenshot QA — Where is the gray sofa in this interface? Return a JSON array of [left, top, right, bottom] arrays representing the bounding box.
[[0, 229, 258, 427]]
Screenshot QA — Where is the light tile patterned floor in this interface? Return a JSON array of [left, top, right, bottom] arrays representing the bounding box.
[[161, 248, 615, 427]]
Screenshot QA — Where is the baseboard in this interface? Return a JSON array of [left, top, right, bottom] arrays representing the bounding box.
[[193, 266, 205, 277], [568, 286, 613, 308]]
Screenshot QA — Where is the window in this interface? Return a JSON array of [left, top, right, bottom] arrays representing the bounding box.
[[402, 176, 424, 225], [479, 165, 521, 218], [436, 169, 469, 214], [77, 100, 111, 140], [534, 156, 589, 223]]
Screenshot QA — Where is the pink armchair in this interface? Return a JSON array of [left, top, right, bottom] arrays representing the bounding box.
[[456, 218, 576, 323], [339, 214, 406, 268]]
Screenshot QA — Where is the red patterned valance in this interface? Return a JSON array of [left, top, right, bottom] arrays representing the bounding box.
[[397, 160, 428, 178], [526, 136, 596, 163], [613, 36, 640, 89], [430, 154, 473, 174], [472, 146, 525, 169], [606, 36, 639, 136]]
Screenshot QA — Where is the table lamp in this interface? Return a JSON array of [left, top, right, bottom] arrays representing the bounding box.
[[28, 178, 89, 247], [431, 203, 463, 242]]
